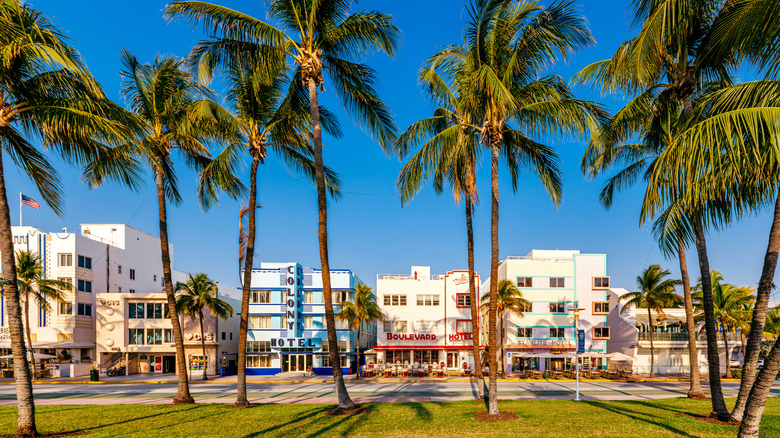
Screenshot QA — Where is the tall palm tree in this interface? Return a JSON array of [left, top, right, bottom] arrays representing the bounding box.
[[437, 0, 601, 415], [15, 251, 73, 379], [179, 37, 341, 406], [576, 0, 780, 422], [114, 51, 243, 404], [620, 265, 683, 378], [165, 0, 400, 411], [764, 307, 780, 340], [693, 272, 756, 379], [479, 279, 529, 378], [335, 282, 384, 380], [175, 273, 234, 381], [0, 2, 139, 434]]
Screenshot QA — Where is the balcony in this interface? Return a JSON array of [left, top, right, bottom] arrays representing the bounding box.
[[638, 332, 741, 342]]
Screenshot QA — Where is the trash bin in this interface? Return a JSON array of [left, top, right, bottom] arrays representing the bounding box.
[[90, 369, 99, 382]]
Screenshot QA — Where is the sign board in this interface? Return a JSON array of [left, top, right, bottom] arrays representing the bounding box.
[[270, 338, 322, 349], [577, 330, 585, 354]]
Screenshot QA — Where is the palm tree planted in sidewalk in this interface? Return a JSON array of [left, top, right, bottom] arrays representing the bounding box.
[[15, 251, 73, 379], [479, 280, 529, 378], [336, 282, 384, 380], [0, 1, 140, 433], [175, 273, 234, 380], [693, 272, 756, 379], [620, 265, 683, 378], [113, 51, 243, 403], [166, 0, 400, 411]]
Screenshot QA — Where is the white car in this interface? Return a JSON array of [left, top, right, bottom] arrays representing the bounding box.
[[729, 360, 742, 368]]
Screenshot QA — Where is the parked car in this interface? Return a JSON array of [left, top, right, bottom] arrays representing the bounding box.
[[729, 360, 742, 368]]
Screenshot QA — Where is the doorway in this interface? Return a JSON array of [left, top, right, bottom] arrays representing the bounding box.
[[282, 354, 312, 372], [446, 352, 459, 369], [163, 356, 175, 373]]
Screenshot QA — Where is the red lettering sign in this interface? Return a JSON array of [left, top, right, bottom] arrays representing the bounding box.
[[385, 333, 437, 341], [448, 333, 473, 341]]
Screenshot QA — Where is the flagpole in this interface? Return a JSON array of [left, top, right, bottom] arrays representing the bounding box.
[[19, 192, 22, 227]]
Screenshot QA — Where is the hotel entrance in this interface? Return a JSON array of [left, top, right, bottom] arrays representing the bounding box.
[[282, 354, 312, 372]]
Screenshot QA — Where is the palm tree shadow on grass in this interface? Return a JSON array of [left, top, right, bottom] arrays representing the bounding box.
[[242, 406, 331, 437], [81, 405, 201, 431], [586, 401, 700, 437]]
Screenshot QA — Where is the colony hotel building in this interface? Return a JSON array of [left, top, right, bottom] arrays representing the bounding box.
[[485, 250, 614, 373], [375, 266, 481, 370], [243, 262, 373, 375], [0, 224, 238, 378]]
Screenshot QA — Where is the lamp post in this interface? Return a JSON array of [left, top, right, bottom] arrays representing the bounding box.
[[570, 307, 585, 401]]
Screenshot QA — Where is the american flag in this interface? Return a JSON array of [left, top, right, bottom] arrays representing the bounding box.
[[21, 195, 40, 209]]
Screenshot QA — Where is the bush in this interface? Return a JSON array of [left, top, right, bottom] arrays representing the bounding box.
[[732, 369, 742, 379]]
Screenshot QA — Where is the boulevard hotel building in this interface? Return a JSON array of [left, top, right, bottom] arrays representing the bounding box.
[[375, 266, 481, 370]]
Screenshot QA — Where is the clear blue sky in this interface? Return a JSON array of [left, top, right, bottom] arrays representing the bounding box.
[[14, 0, 779, 300]]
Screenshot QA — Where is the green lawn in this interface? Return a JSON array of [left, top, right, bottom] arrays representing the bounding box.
[[1, 398, 777, 437]]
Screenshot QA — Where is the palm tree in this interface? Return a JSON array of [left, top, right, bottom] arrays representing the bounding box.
[[165, 0, 400, 411], [15, 251, 73, 379], [114, 51, 243, 404], [335, 282, 384, 380], [479, 280, 529, 378], [0, 2, 139, 433], [693, 272, 756, 379], [764, 307, 780, 340], [179, 38, 341, 406], [620, 265, 683, 378], [175, 273, 234, 380], [436, 0, 601, 415]]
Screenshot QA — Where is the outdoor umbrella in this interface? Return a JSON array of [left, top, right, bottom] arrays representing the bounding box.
[[0, 352, 56, 361]]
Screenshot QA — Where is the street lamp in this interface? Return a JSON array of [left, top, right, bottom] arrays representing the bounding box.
[[570, 307, 585, 401]]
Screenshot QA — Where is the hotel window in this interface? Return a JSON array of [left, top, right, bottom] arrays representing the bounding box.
[[58, 277, 72, 287], [593, 327, 611, 339], [520, 302, 533, 313], [593, 277, 610, 289], [415, 320, 437, 332], [516, 277, 533, 287], [246, 356, 273, 368], [281, 315, 287, 329], [549, 302, 566, 313], [304, 315, 313, 329], [130, 269, 136, 280], [58, 253, 73, 267], [59, 302, 73, 315], [322, 355, 348, 368], [129, 289, 136, 294], [153, 275, 157, 282], [222, 332, 226, 340], [77, 280, 92, 293], [593, 302, 609, 314], [76, 303, 92, 316], [77, 255, 92, 269], [247, 341, 272, 352], [549, 327, 565, 338], [383, 295, 407, 306], [456, 320, 472, 334], [129, 328, 144, 345], [550, 277, 565, 288], [456, 294, 471, 307], [118, 287, 122, 293], [383, 320, 407, 333], [416, 294, 440, 306], [248, 315, 272, 329], [304, 291, 314, 304], [146, 328, 163, 345], [332, 290, 349, 304], [164, 329, 173, 343], [128, 303, 144, 319], [322, 341, 349, 352], [517, 327, 533, 338], [146, 303, 165, 319], [250, 290, 272, 304], [118, 265, 122, 274]]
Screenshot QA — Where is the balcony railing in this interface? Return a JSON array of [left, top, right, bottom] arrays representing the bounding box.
[[638, 332, 741, 342]]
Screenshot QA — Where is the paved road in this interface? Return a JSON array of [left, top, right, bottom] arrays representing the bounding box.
[[1, 380, 778, 405]]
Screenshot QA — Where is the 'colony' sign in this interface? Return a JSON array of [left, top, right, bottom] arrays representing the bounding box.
[[284, 264, 305, 336], [271, 338, 322, 348]]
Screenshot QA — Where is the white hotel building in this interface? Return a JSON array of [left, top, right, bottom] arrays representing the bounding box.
[[0, 224, 238, 377], [484, 250, 615, 373], [375, 266, 481, 370]]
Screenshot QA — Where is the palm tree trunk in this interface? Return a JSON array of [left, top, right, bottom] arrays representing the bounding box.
[[487, 131, 500, 415], [731, 192, 780, 422], [24, 295, 36, 381], [499, 312, 505, 378], [738, 333, 780, 437], [693, 222, 729, 419], [199, 311, 208, 381], [678, 239, 704, 398], [648, 308, 655, 378], [308, 77, 355, 410], [235, 154, 260, 406], [0, 150, 37, 436], [155, 166, 193, 404], [722, 322, 732, 379], [355, 325, 361, 380], [465, 179, 484, 398]]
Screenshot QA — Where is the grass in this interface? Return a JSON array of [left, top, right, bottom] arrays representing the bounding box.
[[1, 398, 778, 437]]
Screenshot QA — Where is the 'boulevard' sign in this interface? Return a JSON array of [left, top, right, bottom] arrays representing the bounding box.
[[270, 338, 322, 348]]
